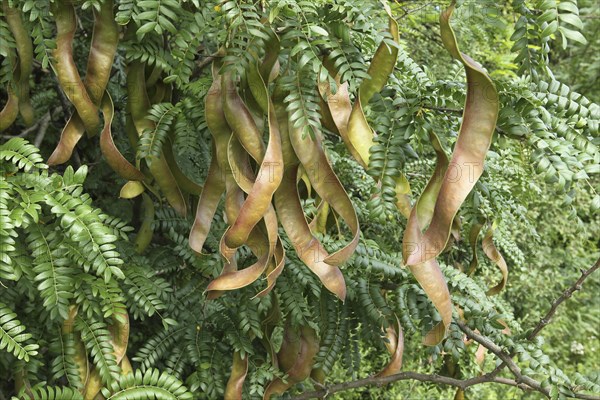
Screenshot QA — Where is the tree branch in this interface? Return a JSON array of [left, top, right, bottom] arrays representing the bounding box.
[[294, 260, 600, 400], [527, 258, 600, 341], [291, 371, 533, 400]]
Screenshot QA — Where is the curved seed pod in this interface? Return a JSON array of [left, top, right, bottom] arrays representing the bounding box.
[[482, 223, 508, 295], [120, 355, 132, 375], [134, 193, 154, 254], [99, 92, 145, 181], [190, 63, 229, 253], [127, 60, 187, 216], [224, 351, 248, 400], [375, 316, 404, 377], [120, 180, 145, 199], [289, 123, 359, 267], [275, 166, 346, 300], [3, 0, 33, 126], [404, 2, 499, 266], [395, 175, 412, 219], [345, 5, 399, 168], [222, 71, 283, 249], [51, 1, 100, 135], [263, 326, 319, 399], [189, 151, 224, 254], [402, 132, 452, 345], [222, 71, 266, 162], [109, 313, 129, 364], [163, 134, 203, 195], [48, 0, 119, 164], [63, 306, 89, 389], [468, 222, 484, 275], [255, 238, 285, 298], [83, 369, 102, 400], [0, 85, 19, 132]]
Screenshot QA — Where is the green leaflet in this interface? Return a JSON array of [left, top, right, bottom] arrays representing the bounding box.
[[404, 1, 499, 267], [99, 92, 145, 182]]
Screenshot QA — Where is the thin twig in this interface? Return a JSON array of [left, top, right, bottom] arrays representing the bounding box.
[[528, 258, 600, 340]]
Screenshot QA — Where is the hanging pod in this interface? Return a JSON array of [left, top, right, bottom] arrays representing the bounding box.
[[403, 1, 499, 267], [402, 132, 452, 345], [48, 0, 119, 165], [375, 315, 404, 377], [127, 60, 187, 216], [3, 0, 33, 127]]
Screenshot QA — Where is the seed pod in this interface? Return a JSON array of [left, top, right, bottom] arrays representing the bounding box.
[[48, 0, 119, 165], [99, 92, 145, 181], [404, 1, 499, 267], [120, 180, 145, 199], [3, 0, 33, 126], [224, 351, 248, 400], [63, 306, 89, 389], [51, 1, 100, 135], [134, 193, 154, 254], [468, 222, 484, 275], [127, 60, 187, 216], [163, 133, 203, 196], [288, 120, 359, 267], [402, 132, 452, 345], [0, 85, 19, 132], [334, 4, 399, 168], [375, 316, 404, 377], [222, 69, 283, 249], [482, 223, 508, 295]]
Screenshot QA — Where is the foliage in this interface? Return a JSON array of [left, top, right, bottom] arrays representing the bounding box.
[[0, 1, 598, 399]]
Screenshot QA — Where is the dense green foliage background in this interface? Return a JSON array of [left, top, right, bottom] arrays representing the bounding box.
[[0, 0, 598, 399]]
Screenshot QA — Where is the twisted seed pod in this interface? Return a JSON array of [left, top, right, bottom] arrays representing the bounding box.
[[48, 0, 119, 165], [224, 351, 248, 400], [375, 315, 404, 377], [63, 306, 89, 389], [190, 63, 228, 254], [222, 69, 283, 250], [0, 85, 19, 132], [50, 1, 100, 135], [3, 0, 33, 126], [127, 60, 187, 216], [482, 223, 508, 295], [404, 1, 499, 266], [263, 326, 319, 399], [99, 92, 145, 181], [402, 133, 452, 345], [289, 117, 359, 267], [468, 222, 484, 275]]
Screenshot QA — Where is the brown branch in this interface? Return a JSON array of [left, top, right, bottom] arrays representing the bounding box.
[[291, 371, 532, 400], [490, 258, 600, 376], [527, 258, 600, 340], [295, 261, 600, 400]]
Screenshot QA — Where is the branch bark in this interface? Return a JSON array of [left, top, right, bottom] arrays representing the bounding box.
[[293, 259, 600, 400]]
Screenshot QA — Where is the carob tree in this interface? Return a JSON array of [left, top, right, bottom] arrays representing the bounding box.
[[0, 0, 598, 399]]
